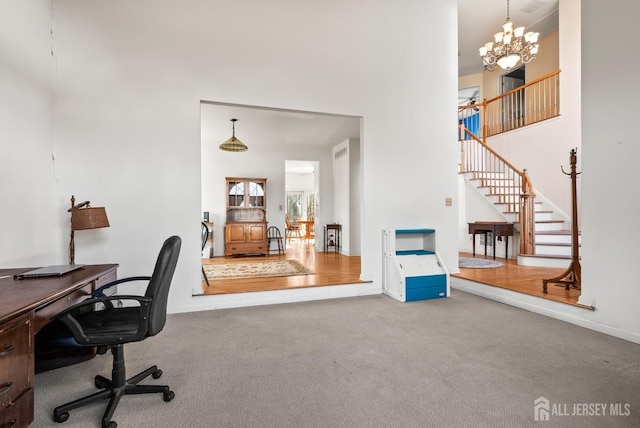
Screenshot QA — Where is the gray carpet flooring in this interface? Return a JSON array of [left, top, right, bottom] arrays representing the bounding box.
[[33, 290, 640, 427]]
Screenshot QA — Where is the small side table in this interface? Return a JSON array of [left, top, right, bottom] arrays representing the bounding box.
[[324, 224, 342, 253]]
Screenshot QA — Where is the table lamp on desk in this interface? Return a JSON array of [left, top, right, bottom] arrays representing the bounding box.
[[68, 195, 110, 264]]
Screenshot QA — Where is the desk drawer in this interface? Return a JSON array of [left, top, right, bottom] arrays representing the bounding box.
[[0, 387, 33, 428], [33, 284, 93, 333], [0, 315, 32, 411], [95, 270, 117, 290]]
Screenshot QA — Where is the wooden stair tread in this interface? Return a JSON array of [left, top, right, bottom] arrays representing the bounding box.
[[535, 230, 580, 235], [535, 242, 580, 247]]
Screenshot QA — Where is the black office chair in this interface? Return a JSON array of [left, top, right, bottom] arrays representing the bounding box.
[[52, 235, 181, 428], [201, 222, 210, 287]]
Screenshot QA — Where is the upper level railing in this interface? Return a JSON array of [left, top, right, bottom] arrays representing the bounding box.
[[482, 70, 560, 139]]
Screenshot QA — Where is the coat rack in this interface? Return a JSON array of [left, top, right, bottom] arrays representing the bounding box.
[[543, 148, 581, 293]]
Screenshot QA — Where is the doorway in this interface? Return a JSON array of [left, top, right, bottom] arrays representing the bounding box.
[[500, 65, 526, 131], [199, 101, 362, 295], [285, 160, 318, 246]]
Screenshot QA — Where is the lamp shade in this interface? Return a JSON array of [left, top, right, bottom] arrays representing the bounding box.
[[219, 136, 248, 152], [219, 118, 248, 152], [71, 207, 110, 230]]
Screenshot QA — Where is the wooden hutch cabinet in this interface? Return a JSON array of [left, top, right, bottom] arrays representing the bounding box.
[[224, 177, 268, 256]]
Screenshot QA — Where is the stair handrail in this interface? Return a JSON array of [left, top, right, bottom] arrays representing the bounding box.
[[458, 124, 536, 255]]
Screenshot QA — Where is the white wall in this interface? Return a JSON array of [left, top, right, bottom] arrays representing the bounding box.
[[45, 0, 459, 309], [578, 0, 640, 339], [348, 139, 361, 256], [285, 172, 315, 193], [0, 0, 56, 267], [331, 137, 361, 256], [332, 139, 350, 254]]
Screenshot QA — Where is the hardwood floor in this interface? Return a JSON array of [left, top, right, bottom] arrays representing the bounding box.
[[200, 244, 587, 309], [200, 240, 365, 295], [453, 252, 588, 308]]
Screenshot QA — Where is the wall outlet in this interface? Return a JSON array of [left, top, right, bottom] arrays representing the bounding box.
[[445, 197, 453, 206]]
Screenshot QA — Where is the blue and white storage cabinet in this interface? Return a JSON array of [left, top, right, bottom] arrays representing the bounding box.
[[383, 228, 449, 302]]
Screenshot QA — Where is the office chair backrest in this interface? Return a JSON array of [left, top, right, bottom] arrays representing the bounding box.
[[144, 235, 181, 336]]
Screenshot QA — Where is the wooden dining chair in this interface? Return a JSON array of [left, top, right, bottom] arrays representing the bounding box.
[[285, 215, 302, 244], [267, 226, 285, 255]]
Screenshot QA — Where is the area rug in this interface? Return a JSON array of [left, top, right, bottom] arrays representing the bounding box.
[[459, 257, 504, 269], [203, 259, 314, 281]]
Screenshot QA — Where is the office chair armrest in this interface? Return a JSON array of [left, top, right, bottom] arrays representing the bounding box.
[[56, 295, 154, 345], [92, 276, 152, 297]]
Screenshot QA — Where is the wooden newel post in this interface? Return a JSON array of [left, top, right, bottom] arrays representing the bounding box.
[[543, 148, 581, 293]]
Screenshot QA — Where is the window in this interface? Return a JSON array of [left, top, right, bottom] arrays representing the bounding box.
[[286, 192, 303, 221]]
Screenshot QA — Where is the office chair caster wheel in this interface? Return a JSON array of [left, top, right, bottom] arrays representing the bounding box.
[[163, 390, 175, 402], [102, 421, 117, 428], [54, 411, 69, 423], [152, 369, 163, 379]]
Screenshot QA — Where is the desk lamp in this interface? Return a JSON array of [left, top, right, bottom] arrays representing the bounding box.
[[68, 195, 110, 264]]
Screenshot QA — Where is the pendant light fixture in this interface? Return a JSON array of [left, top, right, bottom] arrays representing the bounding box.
[[219, 118, 248, 152], [479, 0, 540, 72]]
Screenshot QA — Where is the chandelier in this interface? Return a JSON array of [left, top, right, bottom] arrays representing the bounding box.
[[479, 0, 540, 71], [219, 118, 248, 152]]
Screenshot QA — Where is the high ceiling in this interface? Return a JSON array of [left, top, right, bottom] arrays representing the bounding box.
[[201, 0, 559, 154]]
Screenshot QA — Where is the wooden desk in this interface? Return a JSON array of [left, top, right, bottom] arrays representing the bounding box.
[[0, 264, 118, 428], [468, 222, 514, 260]]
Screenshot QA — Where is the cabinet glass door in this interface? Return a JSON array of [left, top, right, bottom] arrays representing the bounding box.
[[228, 180, 244, 207], [247, 181, 265, 208]]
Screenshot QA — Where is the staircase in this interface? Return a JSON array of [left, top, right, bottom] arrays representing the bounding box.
[[458, 69, 575, 269], [463, 169, 576, 269]]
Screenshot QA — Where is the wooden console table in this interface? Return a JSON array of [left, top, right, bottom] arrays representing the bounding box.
[[324, 224, 342, 253], [0, 264, 118, 428], [468, 221, 514, 260]]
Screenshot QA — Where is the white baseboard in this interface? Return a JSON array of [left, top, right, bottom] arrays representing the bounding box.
[[451, 277, 640, 345], [174, 282, 382, 313]]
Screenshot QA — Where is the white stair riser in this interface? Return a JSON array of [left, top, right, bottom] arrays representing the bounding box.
[[534, 212, 553, 221], [534, 244, 574, 256], [517, 255, 571, 269], [535, 222, 565, 232], [535, 234, 580, 245]]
